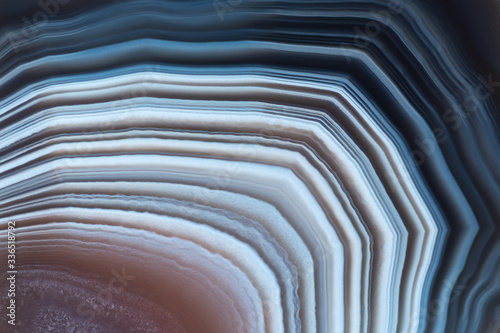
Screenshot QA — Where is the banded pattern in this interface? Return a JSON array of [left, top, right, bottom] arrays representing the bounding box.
[[0, 0, 499, 332]]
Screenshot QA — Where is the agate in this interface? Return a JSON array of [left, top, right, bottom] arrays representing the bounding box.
[[0, 0, 499, 332]]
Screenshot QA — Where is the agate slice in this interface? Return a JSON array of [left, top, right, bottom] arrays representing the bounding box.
[[1, 0, 499, 332]]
